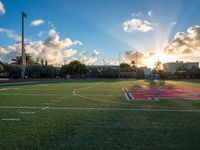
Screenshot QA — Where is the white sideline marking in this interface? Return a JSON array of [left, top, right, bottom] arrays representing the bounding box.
[[1, 118, 20, 121], [42, 106, 49, 110], [53, 100, 62, 102], [19, 112, 35, 114], [124, 93, 130, 101], [148, 97, 159, 101], [129, 94, 135, 101], [0, 88, 19, 91], [0, 94, 73, 96], [43, 103, 54, 105], [0, 106, 199, 112], [0, 81, 40, 86], [40, 84, 47, 86], [0, 88, 8, 91], [57, 97, 65, 100]]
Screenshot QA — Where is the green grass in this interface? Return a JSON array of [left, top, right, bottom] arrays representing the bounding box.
[[0, 80, 200, 150]]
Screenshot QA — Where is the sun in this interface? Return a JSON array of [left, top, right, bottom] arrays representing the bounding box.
[[145, 53, 175, 69]]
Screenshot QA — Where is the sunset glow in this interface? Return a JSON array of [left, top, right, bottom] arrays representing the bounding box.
[[145, 53, 175, 69]]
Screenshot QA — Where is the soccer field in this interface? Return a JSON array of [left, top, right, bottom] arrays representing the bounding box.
[[0, 80, 200, 150]]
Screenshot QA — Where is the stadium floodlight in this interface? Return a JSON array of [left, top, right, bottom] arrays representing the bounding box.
[[21, 12, 27, 79]]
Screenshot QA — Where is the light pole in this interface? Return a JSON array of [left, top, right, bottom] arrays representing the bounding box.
[[135, 51, 137, 80], [118, 51, 121, 79], [21, 12, 27, 79]]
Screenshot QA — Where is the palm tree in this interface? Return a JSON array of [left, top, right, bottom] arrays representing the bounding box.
[[12, 56, 21, 65], [12, 54, 35, 66], [154, 61, 162, 71]]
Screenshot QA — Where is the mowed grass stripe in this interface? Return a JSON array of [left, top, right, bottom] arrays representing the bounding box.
[[0, 80, 200, 150], [0, 106, 199, 112]]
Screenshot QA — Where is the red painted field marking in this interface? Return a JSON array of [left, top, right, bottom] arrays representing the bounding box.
[[124, 86, 200, 100]]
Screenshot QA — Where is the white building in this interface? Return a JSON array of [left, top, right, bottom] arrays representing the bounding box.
[[163, 61, 199, 73], [140, 67, 151, 77]]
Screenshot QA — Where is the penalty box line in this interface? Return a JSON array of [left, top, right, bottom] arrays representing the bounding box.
[[0, 106, 199, 112]]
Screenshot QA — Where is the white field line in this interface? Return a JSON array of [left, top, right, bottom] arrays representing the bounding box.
[[0, 94, 74, 96], [0, 88, 8, 91], [1, 118, 20, 121], [0, 81, 40, 86], [129, 93, 135, 101], [124, 93, 130, 101], [12, 88, 121, 91], [52, 100, 62, 103], [19, 112, 35, 114], [0, 93, 122, 97], [73, 91, 131, 106], [72, 85, 129, 106], [73, 94, 122, 97], [0, 106, 199, 112]]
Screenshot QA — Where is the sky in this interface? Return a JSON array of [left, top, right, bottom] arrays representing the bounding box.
[[0, 0, 200, 68]]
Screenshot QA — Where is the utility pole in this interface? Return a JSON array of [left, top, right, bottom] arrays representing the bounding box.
[[21, 12, 27, 79], [135, 51, 137, 80], [118, 51, 121, 79]]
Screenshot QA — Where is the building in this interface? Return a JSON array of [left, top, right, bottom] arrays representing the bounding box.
[[139, 67, 151, 78], [163, 61, 199, 73]]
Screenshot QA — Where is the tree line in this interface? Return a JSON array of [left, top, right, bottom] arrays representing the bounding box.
[[0, 55, 200, 79]]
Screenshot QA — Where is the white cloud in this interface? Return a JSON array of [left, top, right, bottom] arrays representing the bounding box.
[[74, 40, 83, 45], [102, 59, 119, 65], [0, 27, 99, 66], [79, 50, 100, 65], [163, 25, 200, 62], [123, 18, 153, 33], [64, 50, 100, 65], [37, 31, 44, 37], [171, 21, 177, 26], [0, 28, 82, 66], [148, 10, 153, 17], [31, 19, 45, 26], [64, 49, 77, 57], [0, 1, 5, 15], [124, 51, 145, 66], [131, 11, 143, 18], [0, 28, 21, 42]]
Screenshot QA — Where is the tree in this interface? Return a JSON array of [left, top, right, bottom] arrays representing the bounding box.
[[154, 61, 162, 72], [101, 68, 119, 78], [26, 65, 58, 78], [41, 59, 44, 66], [131, 61, 136, 68], [12, 54, 36, 66], [60, 60, 87, 77], [0, 64, 3, 73], [158, 70, 172, 79], [3, 64, 21, 78], [45, 60, 48, 66], [120, 63, 131, 69], [188, 67, 200, 79], [11, 56, 21, 65], [174, 65, 187, 79]]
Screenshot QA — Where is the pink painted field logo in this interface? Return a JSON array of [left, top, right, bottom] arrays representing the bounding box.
[[123, 86, 200, 101]]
